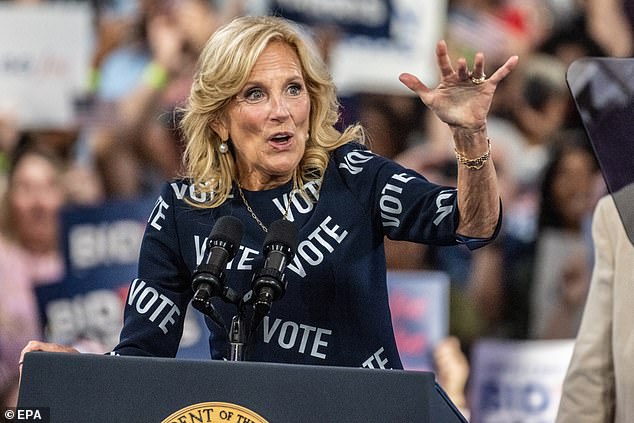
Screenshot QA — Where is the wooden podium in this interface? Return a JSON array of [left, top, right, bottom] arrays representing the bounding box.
[[18, 352, 468, 422]]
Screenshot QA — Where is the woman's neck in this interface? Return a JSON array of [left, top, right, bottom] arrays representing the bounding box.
[[238, 174, 293, 191]]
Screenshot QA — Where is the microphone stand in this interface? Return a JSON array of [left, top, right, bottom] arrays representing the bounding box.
[[228, 314, 247, 361], [227, 288, 263, 362], [226, 257, 292, 361], [192, 283, 263, 362]]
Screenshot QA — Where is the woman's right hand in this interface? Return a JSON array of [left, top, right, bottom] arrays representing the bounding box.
[[19, 341, 79, 375]]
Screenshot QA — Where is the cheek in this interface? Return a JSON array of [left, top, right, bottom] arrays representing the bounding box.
[[552, 179, 573, 203], [43, 192, 64, 212], [11, 187, 63, 214], [229, 108, 267, 139], [10, 194, 31, 215], [295, 98, 311, 125]]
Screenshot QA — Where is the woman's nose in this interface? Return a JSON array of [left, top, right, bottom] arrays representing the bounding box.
[[269, 94, 291, 120]]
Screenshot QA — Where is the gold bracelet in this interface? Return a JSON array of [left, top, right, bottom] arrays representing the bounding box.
[[454, 138, 491, 170]]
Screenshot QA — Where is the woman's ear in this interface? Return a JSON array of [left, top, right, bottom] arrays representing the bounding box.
[[210, 118, 229, 141]]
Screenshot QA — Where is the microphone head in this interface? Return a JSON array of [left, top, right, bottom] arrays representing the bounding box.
[[264, 219, 298, 257], [209, 216, 244, 256]]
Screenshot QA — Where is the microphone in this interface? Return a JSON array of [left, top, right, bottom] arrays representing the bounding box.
[[251, 219, 298, 318], [191, 216, 244, 319]]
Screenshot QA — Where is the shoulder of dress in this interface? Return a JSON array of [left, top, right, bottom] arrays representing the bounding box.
[[158, 179, 221, 207]]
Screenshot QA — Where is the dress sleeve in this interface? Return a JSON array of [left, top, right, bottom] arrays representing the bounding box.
[[113, 182, 193, 357], [556, 195, 616, 423], [333, 143, 500, 250]]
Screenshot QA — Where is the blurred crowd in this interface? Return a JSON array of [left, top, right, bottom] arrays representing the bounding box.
[[1, 0, 631, 413]]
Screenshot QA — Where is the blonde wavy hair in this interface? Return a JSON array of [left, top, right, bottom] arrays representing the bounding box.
[[180, 15, 365, 208]]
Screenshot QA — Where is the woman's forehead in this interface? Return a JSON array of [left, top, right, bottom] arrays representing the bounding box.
[[245, 42, 304, 80]]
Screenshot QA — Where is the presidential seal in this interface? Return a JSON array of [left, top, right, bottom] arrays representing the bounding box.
[[161, 401, 268, 423]]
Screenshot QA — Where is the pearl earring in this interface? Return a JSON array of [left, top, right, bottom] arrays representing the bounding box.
[[219, 140, 229, 154]]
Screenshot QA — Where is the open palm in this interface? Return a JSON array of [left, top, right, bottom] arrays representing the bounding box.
[[399, 40, 518, 132]]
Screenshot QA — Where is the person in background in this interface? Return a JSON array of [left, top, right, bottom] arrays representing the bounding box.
[[584, 0, 634, 57], [90, 0, 244, 199], [556, 183, 634, 423], [0, 141, 66, 404], [528, 131, 602, 339], [467, 130, 602, 339]]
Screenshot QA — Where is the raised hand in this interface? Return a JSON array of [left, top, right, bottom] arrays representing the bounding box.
[[399, 40, 518, 133]]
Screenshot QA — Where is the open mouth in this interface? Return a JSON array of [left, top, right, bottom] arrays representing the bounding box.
[[269, 133, 292, 145]]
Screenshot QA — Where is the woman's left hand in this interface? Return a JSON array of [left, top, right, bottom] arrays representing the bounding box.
[[399, 40, 518, 133]]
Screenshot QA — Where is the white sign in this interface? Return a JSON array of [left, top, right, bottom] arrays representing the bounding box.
[[0, 3, 93, 129], [330, 0, 447, 95], [387, 270, 450, 371], [469, 338, 575, 423]]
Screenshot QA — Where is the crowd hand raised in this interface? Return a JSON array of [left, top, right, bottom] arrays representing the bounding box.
[[399, 40, 519, 133], [433, 336, 470, 410], [146, 11, 186, 75]]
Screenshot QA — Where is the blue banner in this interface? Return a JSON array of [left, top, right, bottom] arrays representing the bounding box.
[[35, 198, 210, 358], [269, 0, 393, 38]]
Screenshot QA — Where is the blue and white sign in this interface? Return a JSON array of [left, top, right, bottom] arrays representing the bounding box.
[[469, 338, 575, 423], [387, 270, 450, 371], [270, 0, 393, 38], [270, 0, 447, 94], [35, 198, 210, 358], [0, 3, 93, 129]]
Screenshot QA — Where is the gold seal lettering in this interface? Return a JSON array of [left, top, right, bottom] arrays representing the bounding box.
[[162, 402, 268, 423]]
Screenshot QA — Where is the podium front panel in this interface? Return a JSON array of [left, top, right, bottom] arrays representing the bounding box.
[[18, 352, 466, 422]]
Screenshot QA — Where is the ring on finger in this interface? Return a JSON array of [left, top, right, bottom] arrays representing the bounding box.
[[470, 73, 486, 85]]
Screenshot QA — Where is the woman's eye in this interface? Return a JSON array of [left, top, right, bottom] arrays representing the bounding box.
[[287, 84, 302, 96], [244, 89, 265, 102]]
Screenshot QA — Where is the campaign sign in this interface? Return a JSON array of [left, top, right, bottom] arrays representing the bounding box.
[[34, 198, 210, 358], [270, 0, 393, 38], [387, 270, 450, 371], [469, 338, 575, 423], [270, 0, 447, 95], [0, 3, 93, 129]]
